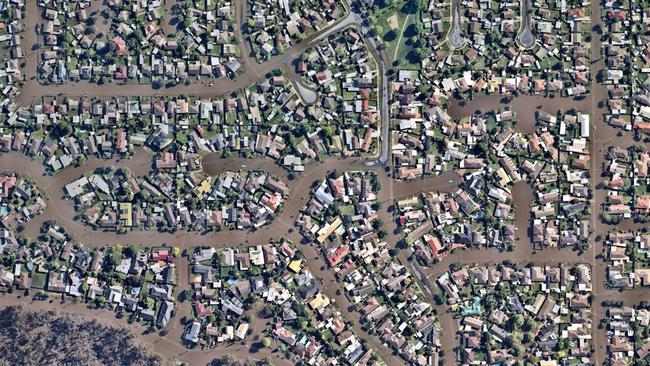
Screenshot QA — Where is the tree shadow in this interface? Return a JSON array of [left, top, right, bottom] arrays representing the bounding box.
[[401, 0, 421, 14], [404, 23, 419, 37], [383, 30, 397, 42]]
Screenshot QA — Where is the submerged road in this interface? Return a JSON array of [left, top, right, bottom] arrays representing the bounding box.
[[4, 0, 648, 364]]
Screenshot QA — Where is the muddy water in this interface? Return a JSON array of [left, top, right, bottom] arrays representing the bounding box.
[[161, 0, 180, 35], [202, 155, 289, 178], [15, 0, 353, 105], [512, 181, 534, 251]]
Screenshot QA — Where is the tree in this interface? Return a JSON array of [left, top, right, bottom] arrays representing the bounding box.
[[374, 25, 384, 38], [110, 251, 123, 267], [123, 245, 137, 258], [249, 266, 261, 276], [262, 337, 272, 348], [54, 121, 73, 138], [207, 313, 217, 324], [402, 0, 422, 14], [411, 47, 428, 63], [297, 124, 313, 137], [64, 32, 75, 44], [508, 332, 522, 348], [81, 282, 89, 294], [286, 133, 297, 148], [322, 126, 334, 138], [522, 332, 534, 343], [509, 314, 524, 330], [179, 288, 191, 302], [297, 316, 308, 330]]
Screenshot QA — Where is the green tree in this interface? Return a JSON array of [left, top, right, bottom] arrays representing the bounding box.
[[81, 282, 89, 294], [64, 32, 75, 44], [54, 121, 73, 137], [262, 337, 272, 348], [298, 317, 308, 330], [207, 313, 217, 324], [322, 126, 334, 138], [509, 314, 524, 330]]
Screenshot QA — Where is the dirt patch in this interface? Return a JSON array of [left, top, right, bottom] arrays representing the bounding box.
[[387, 15, 399, 30], [160, 0, 180, 35]]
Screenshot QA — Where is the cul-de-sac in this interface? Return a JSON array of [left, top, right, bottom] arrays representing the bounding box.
[[0, 0, 648, 365]]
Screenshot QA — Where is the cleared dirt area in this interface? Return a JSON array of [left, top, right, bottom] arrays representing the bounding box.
[[387, 14, 399, 30]]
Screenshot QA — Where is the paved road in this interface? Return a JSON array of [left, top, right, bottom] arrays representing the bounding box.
[[517, 0, 535, 48], [447, 0, 466, 49]]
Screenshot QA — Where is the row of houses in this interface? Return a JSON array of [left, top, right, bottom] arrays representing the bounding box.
[[604, 231, 650, 289], [437, 263, 594, 365], [247, 0, 340, 60], [38, 0, 242, 84], [2, 71, 375, 173], [64, 166, 289, 232], [297, 171, 442, 366], [602, 2, 650, 135], [185, 241, 379, 365], [0, 0, 24, 108], [602, 145, 650, 221], [605, 305, 650, 365], [0, 221, 178, 329], [0, 174, 47, 230], [393, 105, 591, 254], [409, 0, 592, 99]]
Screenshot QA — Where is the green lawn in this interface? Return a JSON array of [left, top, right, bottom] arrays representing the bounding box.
[[31, 272, 47, 290], [371, 0, 421, 67], [339, 204, 356, 215]]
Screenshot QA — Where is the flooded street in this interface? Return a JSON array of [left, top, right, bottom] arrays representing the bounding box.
[[0, 151, 462, 249], [517, 0, 535, 48], [15, 0, 352, 105], [2, 0, 646, 363]]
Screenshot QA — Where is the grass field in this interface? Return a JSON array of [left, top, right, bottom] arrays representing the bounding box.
[[31, 272, 47, 290], [371, 0, 421, 68]]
